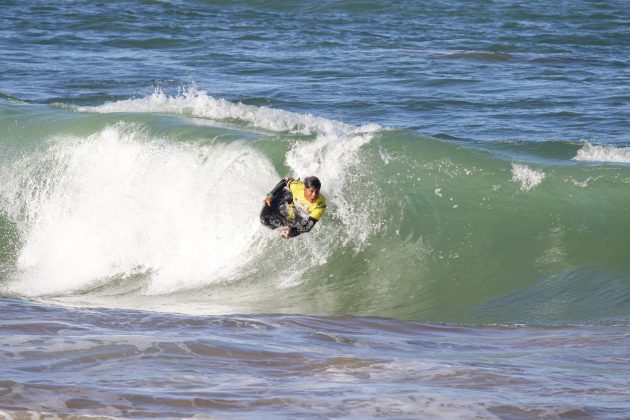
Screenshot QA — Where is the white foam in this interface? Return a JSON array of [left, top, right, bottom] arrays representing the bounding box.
[[77, 86, 380, 138], [1, 123, 276, 296], [78, 88, 383, 245], [287, 129, 378, 232], [573, 141, 630, 163], [511, 163, 545, 191], [3, 90, 385, 297], [268, 123, 384, 289]]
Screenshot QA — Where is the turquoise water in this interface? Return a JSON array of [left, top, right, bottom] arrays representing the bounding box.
[[1, 1, 629, 418]]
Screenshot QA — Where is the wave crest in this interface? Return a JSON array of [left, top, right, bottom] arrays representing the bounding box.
[[573, 141, 630, 163], [77, 86, 380, 137]]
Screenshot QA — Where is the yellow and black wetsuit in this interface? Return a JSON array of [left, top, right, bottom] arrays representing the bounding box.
[[260, 178, 326, 237]]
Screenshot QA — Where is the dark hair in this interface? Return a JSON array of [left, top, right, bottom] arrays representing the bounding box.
[[304, 176, 321, 190]]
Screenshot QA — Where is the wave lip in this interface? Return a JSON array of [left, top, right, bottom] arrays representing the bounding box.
[[77, 86, 381, 137]]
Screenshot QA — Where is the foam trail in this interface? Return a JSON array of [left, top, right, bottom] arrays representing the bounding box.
[[1, 123, 276, 296], [573, 141, 630, 163]]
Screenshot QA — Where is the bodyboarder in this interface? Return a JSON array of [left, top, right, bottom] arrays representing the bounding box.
[[260, 176, 326, 239]]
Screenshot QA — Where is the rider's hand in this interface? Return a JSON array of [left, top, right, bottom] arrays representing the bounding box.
[[281, 227, 291, 239]]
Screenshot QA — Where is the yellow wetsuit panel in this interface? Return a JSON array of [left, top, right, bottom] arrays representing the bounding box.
[[287, 179, 326, 221]]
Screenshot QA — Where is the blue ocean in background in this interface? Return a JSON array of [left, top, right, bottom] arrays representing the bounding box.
[[1, 1, 629, 418]]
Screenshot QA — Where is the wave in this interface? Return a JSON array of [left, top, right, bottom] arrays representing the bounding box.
[[1, 94, 629, 324]]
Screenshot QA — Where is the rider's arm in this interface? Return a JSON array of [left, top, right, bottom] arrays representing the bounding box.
[[265, 177, 293, 205], [288, 217, 318, 237]]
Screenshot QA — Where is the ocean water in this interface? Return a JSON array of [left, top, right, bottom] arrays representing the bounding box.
[[1, 1, 629, 418]]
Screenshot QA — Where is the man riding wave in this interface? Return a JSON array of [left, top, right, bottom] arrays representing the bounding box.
[[260, 176, 326, 239]]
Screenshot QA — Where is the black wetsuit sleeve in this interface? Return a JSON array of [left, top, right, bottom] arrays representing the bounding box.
[[268, 177, 291, 197], [289, 217, 318, 237]]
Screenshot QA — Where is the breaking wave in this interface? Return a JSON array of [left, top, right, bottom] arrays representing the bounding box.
[[1, 93, 629, 324]]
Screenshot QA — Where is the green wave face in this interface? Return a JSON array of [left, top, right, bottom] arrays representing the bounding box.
[[1, 96, 629, 324], [326, 132, 630, 323]]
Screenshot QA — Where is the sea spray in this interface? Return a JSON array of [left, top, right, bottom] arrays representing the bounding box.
[[573, 141, 630, 163], [78, 88, 384, 241], [1, 93, 384, 299], [77, 89, 386, 285], [1, 123, 275, 295], [511, 163, 545, 191]]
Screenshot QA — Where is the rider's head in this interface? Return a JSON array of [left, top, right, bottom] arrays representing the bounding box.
[[303, 176, 321, 203]]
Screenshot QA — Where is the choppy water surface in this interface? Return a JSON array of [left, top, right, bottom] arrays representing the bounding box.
[[1, 0, 630, 418], [2, 299, 629, 419]]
